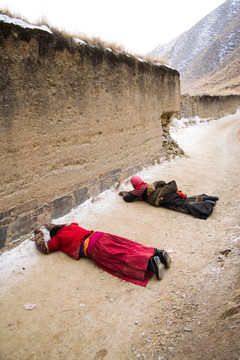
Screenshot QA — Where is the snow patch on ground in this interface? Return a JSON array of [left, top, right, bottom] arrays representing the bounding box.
[[0, 238, 39, 286]]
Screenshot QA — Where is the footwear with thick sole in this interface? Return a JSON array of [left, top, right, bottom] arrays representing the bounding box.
[[150, 256, 164, 280], [205, 200, 216, 206], [155, 250, 172, 268], [204, 196, 219, 202]]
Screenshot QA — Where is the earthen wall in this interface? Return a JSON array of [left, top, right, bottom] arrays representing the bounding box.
[[177, 94, 240, 119], [0, 20, 180, 249]]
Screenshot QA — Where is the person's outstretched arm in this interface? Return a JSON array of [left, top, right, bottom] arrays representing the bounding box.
[[34, 229, 49, 254], [119, 191, 138, 202]]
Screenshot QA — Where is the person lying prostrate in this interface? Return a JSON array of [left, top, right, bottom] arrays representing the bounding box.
[[34, 222, 172, 287], [119, 175, 219, 220]]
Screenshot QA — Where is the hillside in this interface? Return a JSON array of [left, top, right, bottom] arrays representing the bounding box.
[[184, 43, 240, 95], [150, 0, 240, 95]]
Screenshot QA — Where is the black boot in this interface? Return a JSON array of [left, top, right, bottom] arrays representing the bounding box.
[[205, 200, 216, 206], [203, 196, 219, 202], [148, 256, 164, 280], [155, 249, 172, 268]]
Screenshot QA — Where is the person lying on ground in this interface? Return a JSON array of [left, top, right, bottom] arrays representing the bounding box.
[[34, 222, 172, 287], [119, 175, 219, 220]]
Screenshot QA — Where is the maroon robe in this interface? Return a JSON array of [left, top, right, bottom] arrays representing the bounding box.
[[87, 232, 155, 287], [38, 224, 156, 287]]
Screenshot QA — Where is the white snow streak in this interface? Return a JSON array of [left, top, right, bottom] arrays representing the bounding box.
[[0, 14, 52, 34]]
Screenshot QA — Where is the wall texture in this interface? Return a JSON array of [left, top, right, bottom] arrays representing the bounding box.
[[0, 19, 180, 249], [177, 94, 240, 119]]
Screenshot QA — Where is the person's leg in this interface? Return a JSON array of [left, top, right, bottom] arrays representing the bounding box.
[[162, 193, 190, 214], [90, 233, 156, 284], [186, 195, 219, 202]]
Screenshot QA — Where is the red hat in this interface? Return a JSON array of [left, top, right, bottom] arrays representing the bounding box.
[[131, 175, 143, 188]]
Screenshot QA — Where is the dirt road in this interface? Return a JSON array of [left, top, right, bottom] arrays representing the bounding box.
[[0, 112, 239, 360]]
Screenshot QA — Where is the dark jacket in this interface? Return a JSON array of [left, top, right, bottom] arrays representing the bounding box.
[[147, 180, 178, 206]]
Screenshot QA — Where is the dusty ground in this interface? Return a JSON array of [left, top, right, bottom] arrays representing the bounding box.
[[0, 113, 240, 360]]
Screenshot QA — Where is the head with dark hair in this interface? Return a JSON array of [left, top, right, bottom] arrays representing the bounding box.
[[50, 225, 64, 238]]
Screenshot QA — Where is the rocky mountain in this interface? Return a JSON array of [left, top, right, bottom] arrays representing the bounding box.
[[150, 0, 240, 95]]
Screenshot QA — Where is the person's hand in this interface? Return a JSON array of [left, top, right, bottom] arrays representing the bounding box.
[[119, 191, 128, 197], [34, 229, 45, 246]]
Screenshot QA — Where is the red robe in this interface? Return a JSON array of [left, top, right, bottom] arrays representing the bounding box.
[[87, 232, 155, 287], [48, 223, 91, 260], [43, 223, 155, 287]]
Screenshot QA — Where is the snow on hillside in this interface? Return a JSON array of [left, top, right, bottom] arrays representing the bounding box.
[[151, 0, 240, 72]]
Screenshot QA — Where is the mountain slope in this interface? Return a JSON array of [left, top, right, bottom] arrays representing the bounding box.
[[183, 43, 240, 95], [150, 0, 240, 95]]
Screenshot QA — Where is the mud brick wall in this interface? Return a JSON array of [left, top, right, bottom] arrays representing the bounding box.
[[177, 94, 240, 119], [0, 19, 180, 249]]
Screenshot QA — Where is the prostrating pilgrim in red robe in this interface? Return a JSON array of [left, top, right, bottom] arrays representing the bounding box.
[[36, 223, 155, 287]]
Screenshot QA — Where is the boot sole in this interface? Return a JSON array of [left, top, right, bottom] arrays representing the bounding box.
[[153, 256, 164, 280], [162, 251, 172, 269], [156, 250, 172, 268]]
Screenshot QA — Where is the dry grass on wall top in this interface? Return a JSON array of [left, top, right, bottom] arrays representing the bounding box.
[[0, 9, 168, 66]]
